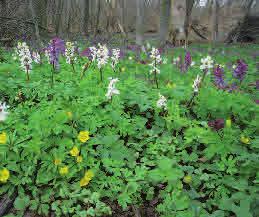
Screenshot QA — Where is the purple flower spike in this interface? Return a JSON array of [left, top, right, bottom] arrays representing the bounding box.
[[233, 59, 248, 82], [185, 51, 192, 69], [47, 37, 65, 70], [214, 65, 225, 89]]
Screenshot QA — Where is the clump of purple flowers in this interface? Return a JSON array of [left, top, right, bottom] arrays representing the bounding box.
[[233, 59, 248, 82], [214, 65, 225, 89], [46, 37, 65, 70], [208, 119, 225, 131]]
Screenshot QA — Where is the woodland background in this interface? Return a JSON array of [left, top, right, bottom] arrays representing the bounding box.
[[0, 0, 259, 46]]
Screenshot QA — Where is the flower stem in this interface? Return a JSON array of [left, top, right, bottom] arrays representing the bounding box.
[[51, 63, 55, 87], [26, 68, 30, 82], [154, 60, 159, 89], [71, 62, 76, 74], [100, 68, 103, 82], [154, 70, 159, 89]]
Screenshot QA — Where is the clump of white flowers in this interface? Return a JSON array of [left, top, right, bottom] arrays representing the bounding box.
[[0, 101, 9, 122], [96, 44, 109, 69], [65, 41, 77, 64], [200, 56, 214, 71], [14, 42, 33, 74], [192, 75, 202, 93], [105, 77, 120, 100], [32, 51, 41, 64], [149, 47, 162, 88], [156, 93, 167, 109], [111, 48, 120, 70], [149, 47, 162, 74]]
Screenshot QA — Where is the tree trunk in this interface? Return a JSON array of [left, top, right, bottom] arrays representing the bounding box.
[[29, 0, 41, 45], [83, 0, 90, 34], [168, 0, 175, 43], [212, 0, 219, 42], [136, 0, 144, 45], [159, 0, 171, 46], [184, 0, 195, 47], [94, 0, 101, 36]]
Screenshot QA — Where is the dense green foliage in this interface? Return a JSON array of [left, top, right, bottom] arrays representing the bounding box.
[[0, 43, 258, 217]]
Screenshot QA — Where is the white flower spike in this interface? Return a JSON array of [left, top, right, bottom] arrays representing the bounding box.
[[157, 93, 167, 109], [105, 77, 120, 100], [192, 75, 202, 93], [0, 101, 9, 122]]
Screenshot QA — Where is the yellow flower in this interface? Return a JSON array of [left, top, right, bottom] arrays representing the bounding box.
[[80, 170, 94, 187], [54, 158, 62, 166], [166, 82, 176, 89], [76, 156, 83, 163], [226, 119, 232, 128], [183, 175, 192, 184], [80, 177, 91, 187], [121, 67, 126, 72], [78, 131, 90, 143], [0, 132, 7, 144], [85, 170, 94, 179], [70, 146, 79, 157], [66, 111, 73, 119], [59, 166, 69, 175], [240, 136, 250, 144], [0, 168, 10, 183]]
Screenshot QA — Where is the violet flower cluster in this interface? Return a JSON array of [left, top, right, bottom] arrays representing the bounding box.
[[214, 65, 225, 89], [233, 59, 248, 82], [46, 37, 65, 70]]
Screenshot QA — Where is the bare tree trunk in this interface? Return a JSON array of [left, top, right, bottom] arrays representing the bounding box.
[[212, 0, 219, 42], [94, 0, 101, 36], [136, 0, 144, 45], [83, 0, 90, 34], [184, 0, 195, 48], [29, 0, 41, 44], [159, 0, 171, 46], [168, 0, 175, 43]]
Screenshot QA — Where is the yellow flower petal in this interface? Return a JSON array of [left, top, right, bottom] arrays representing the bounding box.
[[80, 177, 91, 187], [80, 170, 94, 187], [0, 132, 7, 144], [85, 170, 94, 179], [240, 136, 250, 144], [76, 156, 83, 163], [70, 146, 80, 157], [183, 175, 192, 184], [78, 131, 90, 143], [226, 119, 232, 128], [59, 166, 69, 175], [0, 168, 10, 183], [54, 158, 62, 166], [66, 111, 73, 119]]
